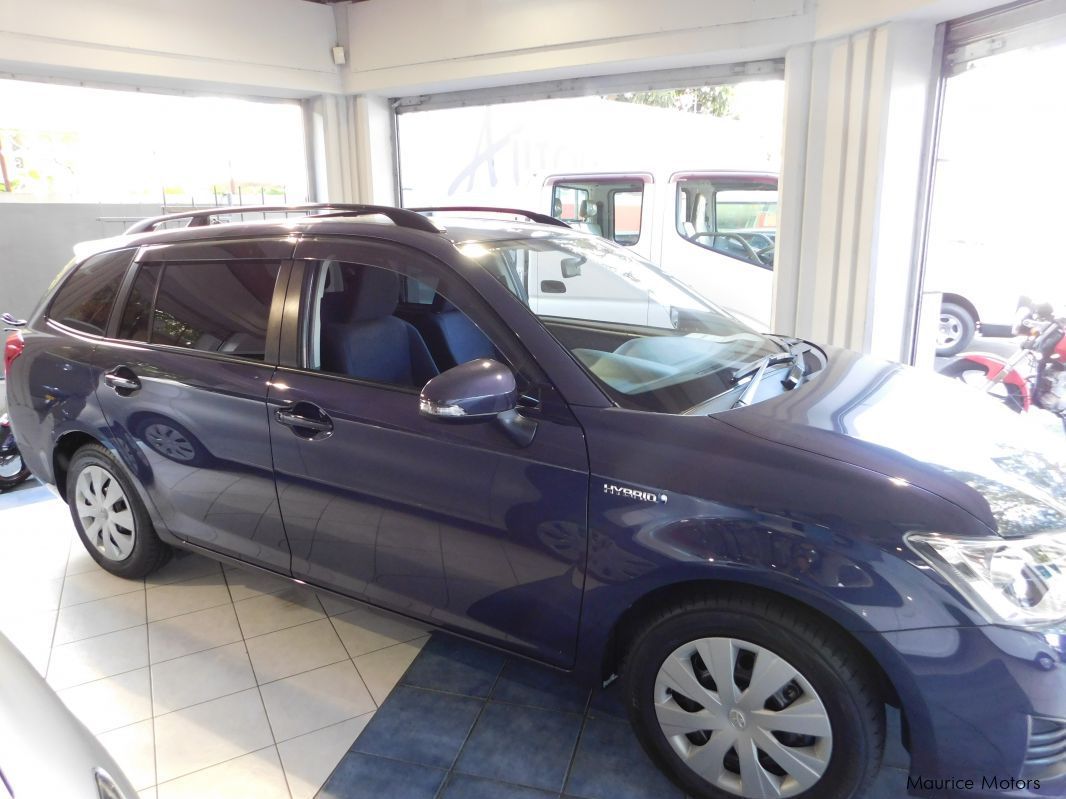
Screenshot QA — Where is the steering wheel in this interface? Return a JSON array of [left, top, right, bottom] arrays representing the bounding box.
[[690, 232, 761, 264]]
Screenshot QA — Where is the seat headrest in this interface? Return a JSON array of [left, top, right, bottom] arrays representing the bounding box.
[[323, 266, 401, 323]]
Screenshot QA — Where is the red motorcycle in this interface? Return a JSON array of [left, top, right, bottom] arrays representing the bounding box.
[[939, 301, 1066, 432]]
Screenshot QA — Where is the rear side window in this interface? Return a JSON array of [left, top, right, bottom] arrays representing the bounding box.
[[48, 249, 135, 335], [118, 261, 280, 361]]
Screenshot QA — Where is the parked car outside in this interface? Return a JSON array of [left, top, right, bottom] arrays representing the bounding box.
[[0, 631, 139, 799], [5, 204, 1065, 799]]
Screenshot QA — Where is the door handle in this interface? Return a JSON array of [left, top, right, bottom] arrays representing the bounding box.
[[104, 369, 141, 394], [274, 405, 333, 435]]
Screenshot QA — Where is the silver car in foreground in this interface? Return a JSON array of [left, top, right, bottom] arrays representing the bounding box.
[[0, 632, 138, 799]]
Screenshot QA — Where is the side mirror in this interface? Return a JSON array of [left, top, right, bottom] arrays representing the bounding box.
[[420, 359, 517, 420], [561, 257, 584, 278]]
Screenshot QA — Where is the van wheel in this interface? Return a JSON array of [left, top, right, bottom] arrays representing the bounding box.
[[936, 302, 976, 357], [66, 444, 171, 578], [623, 594, 884, 799]]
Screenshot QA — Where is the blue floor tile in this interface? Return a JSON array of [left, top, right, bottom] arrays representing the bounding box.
[[353, 685, 484, 769], [587, 683, 627, 721], [564, 715, 683, 799], [401, 634, 505, 697], [455, 701, 583, 792], [491, 658, 591, 714], [317, 752, 445, 799], [861, 766, 910, 798], [440, 773, 559, 799]]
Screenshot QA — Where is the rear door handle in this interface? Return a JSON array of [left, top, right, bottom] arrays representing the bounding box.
[[274, 404, 333, 436], [105, 368, 141, 394]]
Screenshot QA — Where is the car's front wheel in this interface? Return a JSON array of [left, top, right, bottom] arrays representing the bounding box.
[[67, 443, 171, 578], [623, 593, 884, 799]]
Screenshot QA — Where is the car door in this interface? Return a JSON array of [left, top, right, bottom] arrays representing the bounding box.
[[268, 236, 590, 667], [92, 238, 294, 571]]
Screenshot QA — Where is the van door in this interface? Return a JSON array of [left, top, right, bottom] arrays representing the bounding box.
[[546, 174, 653, 260], [659, 172, 777, 330]]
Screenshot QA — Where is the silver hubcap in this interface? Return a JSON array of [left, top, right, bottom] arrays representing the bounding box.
[[654, 637, 832, 799], [937, 314, 962, 348], [75, 465, 136, 561], [144, 423, 195, 461], [0, 453, 24, 479]]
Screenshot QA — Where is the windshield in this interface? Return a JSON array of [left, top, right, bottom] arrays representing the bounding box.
[[461, 233, 785, 413]]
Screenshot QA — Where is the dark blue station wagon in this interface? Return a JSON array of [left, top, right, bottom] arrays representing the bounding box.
[[5, 205, 1065, 799]]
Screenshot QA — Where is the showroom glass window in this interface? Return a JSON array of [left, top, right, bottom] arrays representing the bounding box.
[[117, 261, 280, 360], [47, 249, 136, 335]]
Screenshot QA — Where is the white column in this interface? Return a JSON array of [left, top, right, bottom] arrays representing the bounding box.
[[305, 94, 397, 204], [774, 22, 938, 363]]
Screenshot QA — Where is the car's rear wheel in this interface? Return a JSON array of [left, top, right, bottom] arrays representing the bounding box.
[[936, 302, 976, 357], [67, 444, 171, 578], [623, 593, 884, 799]]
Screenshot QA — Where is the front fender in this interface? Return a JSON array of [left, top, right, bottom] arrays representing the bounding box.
[[952, 352, 1031, 410]]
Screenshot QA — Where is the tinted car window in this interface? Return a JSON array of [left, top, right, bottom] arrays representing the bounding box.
[[117, 264, 162, 342], [148, 261, 280, 360], [48, 249, 135, 335]]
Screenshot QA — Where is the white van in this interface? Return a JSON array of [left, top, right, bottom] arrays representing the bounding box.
[[545, 171, 778, 330]]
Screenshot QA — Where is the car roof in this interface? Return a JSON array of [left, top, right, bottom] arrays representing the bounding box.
[[72, 213, 589, 262]]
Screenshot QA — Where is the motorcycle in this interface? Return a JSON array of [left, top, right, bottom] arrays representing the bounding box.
[[939, 300, 1066, 432], [0, 412, 31, 491]]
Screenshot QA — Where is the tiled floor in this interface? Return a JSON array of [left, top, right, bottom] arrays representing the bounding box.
[[318, 635, 913, 799], [0, 481, 430, 799]]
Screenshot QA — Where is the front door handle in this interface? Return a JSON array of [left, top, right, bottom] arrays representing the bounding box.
[[274, 404, 333, 436], [104, 368, 141, 394]]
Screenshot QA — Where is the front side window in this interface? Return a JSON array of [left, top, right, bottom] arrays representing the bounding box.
[[464, 234, 786, 413], [551, 178, 646, 245], [48, 249, 135, 335], [307, 260, 500, 390], [675, 176, 778, 268], [117, 261, 280, 360]]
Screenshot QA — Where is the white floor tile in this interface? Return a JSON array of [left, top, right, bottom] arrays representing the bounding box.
[[54, 591, 146, 645], [147, 573, 231, 622], [97, 719, 156, 790], [352, 636, 428, 705], [330, 606, 428, 658], [61, 568, 143, 607], [148, 603, 242, 663], [223, 566, 291, 602], [66, 542, 103, 576], [151, 641, 256, 714], [259, 660, 375, 742], [233, 587, 324, 638], [0, 609, 57, 660], [315, 592, 361, 617], [57, 667, 152, 734], [246, 619, 347, 685], [153, 688, 274, 783], [138, 787, 157, 799], [156, 746, 289, 799], [277, 714, 372, 799], [47, 625, 149, 690], [0, 575, 64, 612]]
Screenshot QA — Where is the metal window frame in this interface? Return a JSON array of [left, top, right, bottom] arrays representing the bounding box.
[[391, 59, 785, 114], [945, 0, 1066, 75]]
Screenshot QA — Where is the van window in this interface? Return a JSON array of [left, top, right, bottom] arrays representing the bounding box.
[[675, 176, 777, 269], [47, 249, 135, 335], [127, 261, 280, 360], [550, 177, 646, 246]]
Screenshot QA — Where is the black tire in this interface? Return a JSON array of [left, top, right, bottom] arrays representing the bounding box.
[[938, 358, 1025, 413], [623, 592, 884, 799], [936, 302, 976, 357], [0, 457, 31, 491], [66, 443, 171, 578]]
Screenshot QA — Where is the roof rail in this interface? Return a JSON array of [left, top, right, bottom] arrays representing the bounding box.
[[123, 203, 441, 235], [409, 206, 570, 229]]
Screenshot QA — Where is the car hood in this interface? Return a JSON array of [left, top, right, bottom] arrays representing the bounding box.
[[717, 346, 1066, 537]]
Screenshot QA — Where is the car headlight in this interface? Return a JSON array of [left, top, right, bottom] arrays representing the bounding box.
[[906, 531, 1066, 627]]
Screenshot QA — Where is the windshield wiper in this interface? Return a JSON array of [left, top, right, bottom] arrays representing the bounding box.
[[731, 340, 813, 408]]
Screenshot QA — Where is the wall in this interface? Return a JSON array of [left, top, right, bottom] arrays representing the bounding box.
[[0, 203, 157, 319], [342, 0, 815, 95], [0, 0, 340, 97]]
